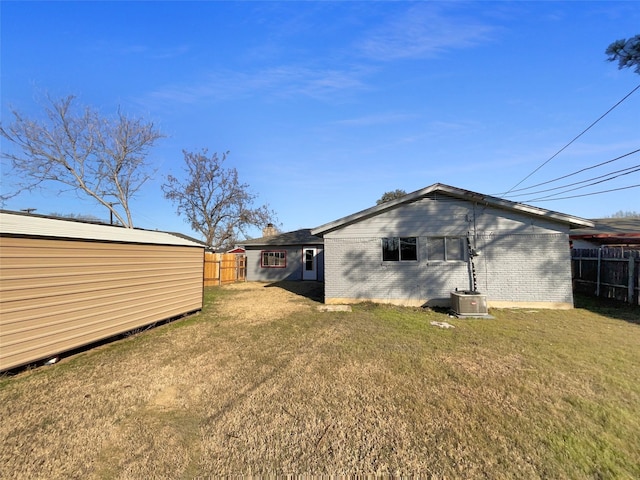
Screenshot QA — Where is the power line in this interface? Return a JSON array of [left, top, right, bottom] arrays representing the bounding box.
[[496, 148, 640, 195], [502, 83, 640, 196], [525, 166, 640, 201], [526, 167, 640, 202], [525, 167, 640, 201], [526, 183, 640, 202], [505, 163, 640, 199]]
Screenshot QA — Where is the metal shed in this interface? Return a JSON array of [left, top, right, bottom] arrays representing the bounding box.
[[0, 211, 205, 371]]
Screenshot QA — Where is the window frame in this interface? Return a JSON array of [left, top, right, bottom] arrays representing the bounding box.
[[260, 250, 287, 268], [381, 236, 418, 262], [427, 236, 466, 262]]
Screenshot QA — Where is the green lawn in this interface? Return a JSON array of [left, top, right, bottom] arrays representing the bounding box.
[[1, 284, 638, 478]]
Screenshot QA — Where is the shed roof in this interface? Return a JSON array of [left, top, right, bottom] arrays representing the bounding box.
[[0, 210, 204, 248], [311, 183, 594, 236], [240, 228, 323, 247]]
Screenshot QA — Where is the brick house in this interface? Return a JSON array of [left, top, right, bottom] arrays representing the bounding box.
[[310, 183, 593, 309]]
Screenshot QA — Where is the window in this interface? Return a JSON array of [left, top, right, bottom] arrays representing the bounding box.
[[304, 249, 314, 271], [261, 250, 286, 268], [427, 237, 465, 261], [382, 237, 417, 262]]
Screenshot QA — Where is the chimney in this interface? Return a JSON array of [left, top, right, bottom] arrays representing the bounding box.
[[262, 223, 277, 238]]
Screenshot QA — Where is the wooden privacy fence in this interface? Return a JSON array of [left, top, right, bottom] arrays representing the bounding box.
[[204, 253, 246, 286], [571, 248, 640, 305]]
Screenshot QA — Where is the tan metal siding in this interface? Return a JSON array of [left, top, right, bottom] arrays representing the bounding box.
[[0, 237, 204, 371]]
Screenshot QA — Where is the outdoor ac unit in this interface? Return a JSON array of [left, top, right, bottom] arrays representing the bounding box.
[[450, 290, 488, 316]]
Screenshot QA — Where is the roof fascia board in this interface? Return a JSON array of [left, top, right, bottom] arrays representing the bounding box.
[[436, 184, 594, 228], [311, 183, 593, 235], [0, 211, 204, 247], [239, 229, 324, 247], [310, 184, 439, 236]]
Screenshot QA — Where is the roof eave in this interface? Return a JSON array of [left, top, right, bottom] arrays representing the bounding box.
[[311, 183, 594, 235], [238, 228, 323, 247], [0, 211, 205, 247], [430, 184, 594, 228]]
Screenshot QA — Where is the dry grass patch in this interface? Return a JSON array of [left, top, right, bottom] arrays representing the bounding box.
[[1, 283, 639, 478], [214, 282, 313, 325]]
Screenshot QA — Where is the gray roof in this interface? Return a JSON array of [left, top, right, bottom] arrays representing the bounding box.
[[311, 183, 594, 236], [571, 217, 640, 235], [0, 210, 204, 248], [570, 217, 640, 245], [166, 231, 209, 247], [240, 228, 323, 247]]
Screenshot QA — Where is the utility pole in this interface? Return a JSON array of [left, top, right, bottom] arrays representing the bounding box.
[[108, 202, 120, 225], [20, 208, 36, 214]]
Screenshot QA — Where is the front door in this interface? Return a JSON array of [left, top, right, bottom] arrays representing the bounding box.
[[302, 247, 317, 280]]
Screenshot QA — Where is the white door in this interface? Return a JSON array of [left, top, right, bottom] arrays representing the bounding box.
[[302, 247, 317, 280]]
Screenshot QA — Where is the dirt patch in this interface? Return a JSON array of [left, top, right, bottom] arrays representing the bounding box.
[[149, 385, 180, 409]]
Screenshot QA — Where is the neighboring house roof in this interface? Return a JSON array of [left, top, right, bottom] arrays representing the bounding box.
[[311, 183, 594, 235], [166, 231, 209, 247], [570, 217, 640, 245], [227, 247, 246, 254], [239, 228, 323, 247], [0, 210, 204, 248]]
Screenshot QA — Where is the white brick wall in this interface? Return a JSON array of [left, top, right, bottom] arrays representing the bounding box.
[[321, 193, 574, 307], [476, 233, 572, 303], [324, 233, 573, 306]]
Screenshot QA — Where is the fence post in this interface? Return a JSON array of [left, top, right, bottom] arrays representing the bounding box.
[[629, 254, 636, 305], [578, 255, 582, 279], [596, 247, 602, 297]]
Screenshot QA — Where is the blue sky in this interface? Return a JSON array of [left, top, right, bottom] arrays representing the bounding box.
[[1, 1, 639, 240]]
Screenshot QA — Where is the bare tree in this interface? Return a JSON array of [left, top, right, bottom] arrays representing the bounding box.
[[0, 95, 164, 227], [606, 210, 639, 218], [162, 149, 278, 250]]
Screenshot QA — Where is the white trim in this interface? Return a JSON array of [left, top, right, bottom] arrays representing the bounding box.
[[311, 183, 594, 236], [302, 246, 318, 280], [0, 211, 202, 247]]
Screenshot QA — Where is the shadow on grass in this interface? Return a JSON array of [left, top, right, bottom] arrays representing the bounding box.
[[265, 281, 324, 303], [1, 308, 202, 377], [574, 293, 640, 325]]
